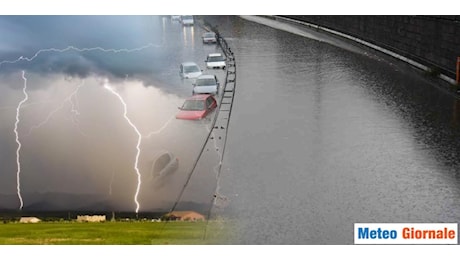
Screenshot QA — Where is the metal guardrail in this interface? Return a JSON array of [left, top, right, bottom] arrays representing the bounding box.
[[164, 20, 237, 238]]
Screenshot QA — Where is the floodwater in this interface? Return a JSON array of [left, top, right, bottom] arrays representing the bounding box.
[[0, 16, 225, 212], [2, 15, 460, 245], [204, 16, 460, 244]]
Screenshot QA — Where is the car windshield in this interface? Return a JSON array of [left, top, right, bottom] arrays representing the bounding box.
[[181, 100, 205, 111], [204, 33, 215, 38], [196, 78, 216, 86], [184, 65, 200, 73], [207, 56, 225, 62], [182, 16, 193, 20]]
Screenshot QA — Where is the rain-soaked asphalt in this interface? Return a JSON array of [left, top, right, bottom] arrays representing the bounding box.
[[203, 16, 460, 244], [1, 15, 460, 245]]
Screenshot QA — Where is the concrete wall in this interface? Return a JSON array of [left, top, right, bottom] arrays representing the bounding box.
[[284, 16, 460, 81]]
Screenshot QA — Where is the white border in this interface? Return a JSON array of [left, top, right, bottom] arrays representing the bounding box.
[[0, 0, 458, 15]]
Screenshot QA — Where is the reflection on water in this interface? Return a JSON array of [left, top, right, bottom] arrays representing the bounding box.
[[182, 26, 195, 49], [203, 16, 460, 244]]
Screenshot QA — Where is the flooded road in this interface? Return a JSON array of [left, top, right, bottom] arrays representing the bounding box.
[[1, 15, 460, 245], [0, 16, 225, 212], [204, 16, 460, 244]]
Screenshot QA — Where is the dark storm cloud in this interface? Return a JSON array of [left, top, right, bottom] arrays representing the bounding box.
[[0, 15, 214, 211], [0, 16, 168, 83]]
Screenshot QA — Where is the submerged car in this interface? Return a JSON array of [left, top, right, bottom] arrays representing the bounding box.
[[192, 74, 219, 95], [202, 32, 217, 44], [205, 53, 226, 69], [180, 62, 202, 79], [176, 94, 217, 120], [151, 152, 179, 179]]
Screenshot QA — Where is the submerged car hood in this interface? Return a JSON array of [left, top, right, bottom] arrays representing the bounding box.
[[176, 110, 207, 120]]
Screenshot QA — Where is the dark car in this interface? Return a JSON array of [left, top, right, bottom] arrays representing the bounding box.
[[151, 152, 179, 179]]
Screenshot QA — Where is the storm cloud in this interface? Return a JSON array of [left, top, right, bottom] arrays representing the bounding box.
[[0, 15, 218, 212]]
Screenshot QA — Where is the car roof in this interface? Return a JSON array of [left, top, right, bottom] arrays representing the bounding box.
[[181, 62, 199, 67], [197, 74, 216, 79], [207, 53, 222, 57], [185, 94, 213, 101]]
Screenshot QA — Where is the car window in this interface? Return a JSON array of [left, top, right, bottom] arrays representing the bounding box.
[[182, 100, 205, 111], [207, 55, 225, 62], [196, 78, 216, 86], [184, 65, 199, 73]]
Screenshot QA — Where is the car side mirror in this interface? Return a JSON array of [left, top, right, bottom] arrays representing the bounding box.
[[178, 106, 182, 110]]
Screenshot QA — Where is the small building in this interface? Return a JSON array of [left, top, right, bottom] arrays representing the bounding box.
[[163, 211, 205, 221], [19, 217, 41, 223], [77, 215, 106, 222]]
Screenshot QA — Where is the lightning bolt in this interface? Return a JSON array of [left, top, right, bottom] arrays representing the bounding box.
[[103, 80, 142, 213], [14, 71, 29, 210], [0, 44, 157, 67], [68, 81, 82, 123], [109, 169, 115, 196], [26, 80, 85, 136], [143, 115, 174, 139], [1, 44, 156, 213]]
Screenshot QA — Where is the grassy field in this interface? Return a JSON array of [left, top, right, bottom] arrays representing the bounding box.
[[0, 221, 229, 245]]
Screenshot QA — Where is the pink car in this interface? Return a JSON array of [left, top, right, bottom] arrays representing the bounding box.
[[176, 94, 217, 120]]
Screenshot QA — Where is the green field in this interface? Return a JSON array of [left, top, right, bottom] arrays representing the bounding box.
[[0, 221, 230, 245]]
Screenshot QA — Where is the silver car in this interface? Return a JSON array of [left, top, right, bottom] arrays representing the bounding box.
[[202, 32, 217, 44], [205, 53, 226, 69], [192, 75, 219, 95], [180, 62, 202, 79]]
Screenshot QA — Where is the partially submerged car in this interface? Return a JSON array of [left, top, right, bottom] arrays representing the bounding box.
[[180, 62, 202, 79], [149, 152, 179, 188], [151, 152, 179, 179], [192, 74, 219, 95], [202, 32, 217, 44], [176, 94, 217, 120], [205, 53, 226, 69]]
